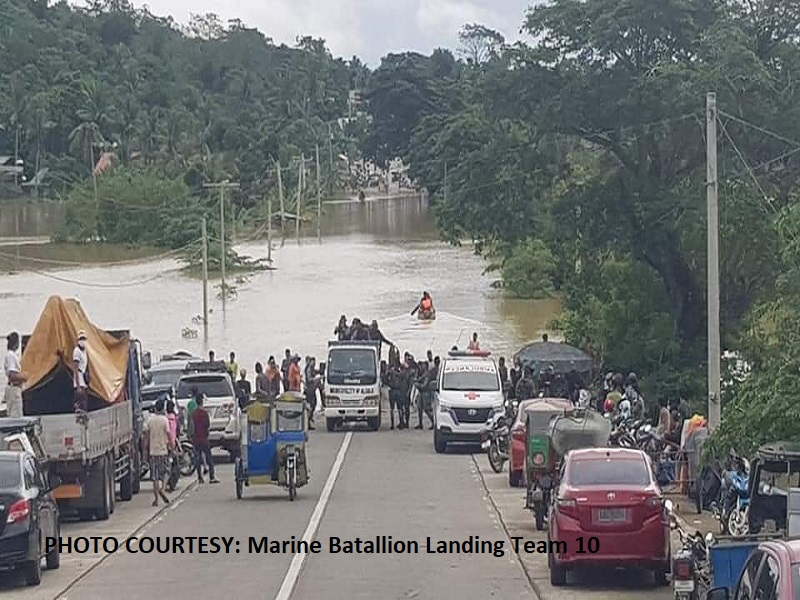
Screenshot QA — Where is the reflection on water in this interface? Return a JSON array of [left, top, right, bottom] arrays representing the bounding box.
[[0, 195, 562, 381], [0, 201, 64, 238]]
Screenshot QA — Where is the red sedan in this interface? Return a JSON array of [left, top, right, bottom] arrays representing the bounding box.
[[707, 539, 800, 599], [508, 399, 541, 487], [547, 447, 670, 587]]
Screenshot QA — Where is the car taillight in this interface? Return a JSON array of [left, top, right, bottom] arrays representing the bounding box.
[[672, 557, 693, 579], [556, 498, 578, 518], [643, 496, 663, 513], [7, 499, 30, 524]]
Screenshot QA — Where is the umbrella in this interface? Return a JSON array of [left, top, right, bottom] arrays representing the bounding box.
[[513, 341, 592, 375]]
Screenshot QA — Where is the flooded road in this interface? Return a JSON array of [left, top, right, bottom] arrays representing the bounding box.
[[0, 195, 561, 374]]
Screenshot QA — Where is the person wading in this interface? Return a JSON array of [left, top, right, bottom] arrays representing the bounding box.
[[72, 331, 89, 412], [191, 395, 218, 483], [146, 397, 172, 506], [4, 332, 26, 418]]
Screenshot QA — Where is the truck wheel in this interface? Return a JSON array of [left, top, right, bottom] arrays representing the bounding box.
[[23, 539, 41, 586], [46, 524, 60, 570], [433, 429, 447, 454], [326, 418, 337, 432], [107, 455, 116, 515], [120, 459, 134, 501], [95, 457, 111, 521]]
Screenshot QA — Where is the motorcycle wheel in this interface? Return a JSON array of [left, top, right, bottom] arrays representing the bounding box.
[[488, 441, 504, 473], [728, 507, 749, 536], [179, 446, 196, 477]]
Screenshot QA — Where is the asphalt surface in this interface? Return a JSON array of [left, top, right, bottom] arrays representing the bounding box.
[[0, 412, 706, 600]]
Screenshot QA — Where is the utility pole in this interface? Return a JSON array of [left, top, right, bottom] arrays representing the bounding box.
[[276, 160, 285, 234], [706, 92, 721, 431], [201, 217, 209, 338], [267, 193, 273, 263], [296, 154, 303, 242], [443, 161, 448, 203], [203, 180, 239, 311], [316, 144, 322, 242]]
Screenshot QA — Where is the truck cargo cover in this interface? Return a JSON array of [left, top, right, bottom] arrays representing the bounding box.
[[21, 296, 129, 403]]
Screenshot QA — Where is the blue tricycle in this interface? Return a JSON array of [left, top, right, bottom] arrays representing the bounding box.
[[234, 391, 309, 501]]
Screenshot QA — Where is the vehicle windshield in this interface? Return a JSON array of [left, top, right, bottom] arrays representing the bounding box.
[[176, 376, 234, 399], [148, 368, 183, 386], [0, 456, 21, 490], [569, 458, 650, 486], [327, 349, 377, 384], [441, 363, 499, 391]]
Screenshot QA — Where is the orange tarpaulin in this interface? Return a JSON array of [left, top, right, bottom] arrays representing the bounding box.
[[21, 296, 129, 403]]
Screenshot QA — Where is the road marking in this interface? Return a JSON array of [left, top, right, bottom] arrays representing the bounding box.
[[275, 431, 353, 600]]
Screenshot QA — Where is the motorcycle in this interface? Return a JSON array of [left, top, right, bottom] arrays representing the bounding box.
[[712, 453, 750, 536], [480, 411, 510, 474], [667, 499, 713, 599]]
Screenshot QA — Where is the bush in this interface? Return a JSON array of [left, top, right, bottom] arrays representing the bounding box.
[[501, 238, 556, 298]]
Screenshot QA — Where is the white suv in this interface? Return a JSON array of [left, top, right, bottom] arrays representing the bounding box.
[[176, 371, 240, 460]]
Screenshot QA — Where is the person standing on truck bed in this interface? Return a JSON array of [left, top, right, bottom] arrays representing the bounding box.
[[349, 318, 370, 341], [208, 350, 215, 362], [334, 315, 349, 341], [72, 330, 89, 412], [4, 332, 26, 418], [146, 397, 172, 506], [280, 349, 291, 390], [191, 395, 218, 484], [287, 355, 302, 392]]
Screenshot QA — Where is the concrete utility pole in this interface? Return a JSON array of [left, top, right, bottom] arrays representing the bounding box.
[[443, 161, 448, 203], [267, 193, 273, 264], [203, 180, 239, 311], [201, 217, 209, 338], [316, 144, 322, 242], [276, 160, 286, 234], [296, 154, 303, 242], [706, 92, 721, 431]]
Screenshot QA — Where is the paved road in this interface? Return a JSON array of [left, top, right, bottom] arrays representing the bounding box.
[[0, 415, 703, 599]]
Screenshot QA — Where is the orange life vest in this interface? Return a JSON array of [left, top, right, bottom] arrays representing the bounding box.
[[421, 297, 433, 311]]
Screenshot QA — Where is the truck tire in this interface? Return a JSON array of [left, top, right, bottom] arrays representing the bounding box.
[[95, 456, 111, 521], [367, 415, 381, 431], [23, 538, 41, 586], [120, 454, 134, 501], [433, 428, 447, 454], [46, 523, 60, 570], [108, 454, 116, 515], [326, 418, 337, 432]]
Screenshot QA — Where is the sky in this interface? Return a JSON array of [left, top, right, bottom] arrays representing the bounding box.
[[133, 0, 535, 65]]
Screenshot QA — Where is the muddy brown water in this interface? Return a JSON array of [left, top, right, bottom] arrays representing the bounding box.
[[0, 195, 561, 380]]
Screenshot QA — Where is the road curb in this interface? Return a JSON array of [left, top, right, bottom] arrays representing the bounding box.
[[470, 454, 544, 600], [55, 478, 199, 599]]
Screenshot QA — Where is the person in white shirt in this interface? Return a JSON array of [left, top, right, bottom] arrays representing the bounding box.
[[72, 331, 89, 412], [4, 332, 27, 418]]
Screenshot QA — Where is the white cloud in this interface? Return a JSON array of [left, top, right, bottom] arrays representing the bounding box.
[[131, 0, 533, 65]]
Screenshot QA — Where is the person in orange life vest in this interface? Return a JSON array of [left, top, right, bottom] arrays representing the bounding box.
[[468, 332, 480, 351], [287, 355, 302, 392]]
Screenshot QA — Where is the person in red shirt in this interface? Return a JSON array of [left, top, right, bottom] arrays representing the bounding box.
[[191, 396, 218, 483], [287, 355, 302, 392]]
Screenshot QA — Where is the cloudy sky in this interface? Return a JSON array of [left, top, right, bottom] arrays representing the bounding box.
[[134, 0, 535, 65]]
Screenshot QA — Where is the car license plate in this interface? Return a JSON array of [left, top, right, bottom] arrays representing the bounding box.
[[481, 440, 491, 449], [596, 508, 627, 522], [673, 580, 695, 592]]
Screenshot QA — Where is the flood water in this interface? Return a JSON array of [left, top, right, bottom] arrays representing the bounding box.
[[0, 195, 562, 375]]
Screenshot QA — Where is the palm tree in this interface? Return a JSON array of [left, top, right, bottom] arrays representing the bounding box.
[[113, 83, 139, 164], [69, 79, 113, 172], [26, 93, 56, 190], [137, 106, 162, 164], [9, 72, 28, 186]]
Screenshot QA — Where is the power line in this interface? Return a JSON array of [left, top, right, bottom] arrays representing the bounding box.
[[717, 110, 800, 148], [0, 239, 200, 267], [0, 260, 176, 288]]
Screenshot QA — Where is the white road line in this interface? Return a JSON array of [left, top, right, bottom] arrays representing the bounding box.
[[275, 432, 353, 600]]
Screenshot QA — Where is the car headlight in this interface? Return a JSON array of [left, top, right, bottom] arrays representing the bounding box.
[[327, 396, 341, 406], [438, 403, 451, 414], [364, 395, 379, 406]]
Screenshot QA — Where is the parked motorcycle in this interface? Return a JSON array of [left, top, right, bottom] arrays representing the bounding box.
[[667, 499, 713, 599], [480, 412, 510, 473], [712, 453, 750, 536]]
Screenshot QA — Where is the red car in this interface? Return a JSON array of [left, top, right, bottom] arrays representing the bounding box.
[[707, 539, 800, 599], [508, 399, 542, 487], [547, 447, 670, 587]]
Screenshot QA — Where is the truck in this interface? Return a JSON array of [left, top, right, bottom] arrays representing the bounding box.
[[323, 340, 383, 432], [20, 296, 148, 521]]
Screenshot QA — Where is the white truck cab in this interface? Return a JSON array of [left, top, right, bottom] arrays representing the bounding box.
[[433, 350, 504, 454], [324, 340, 383, 432]]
